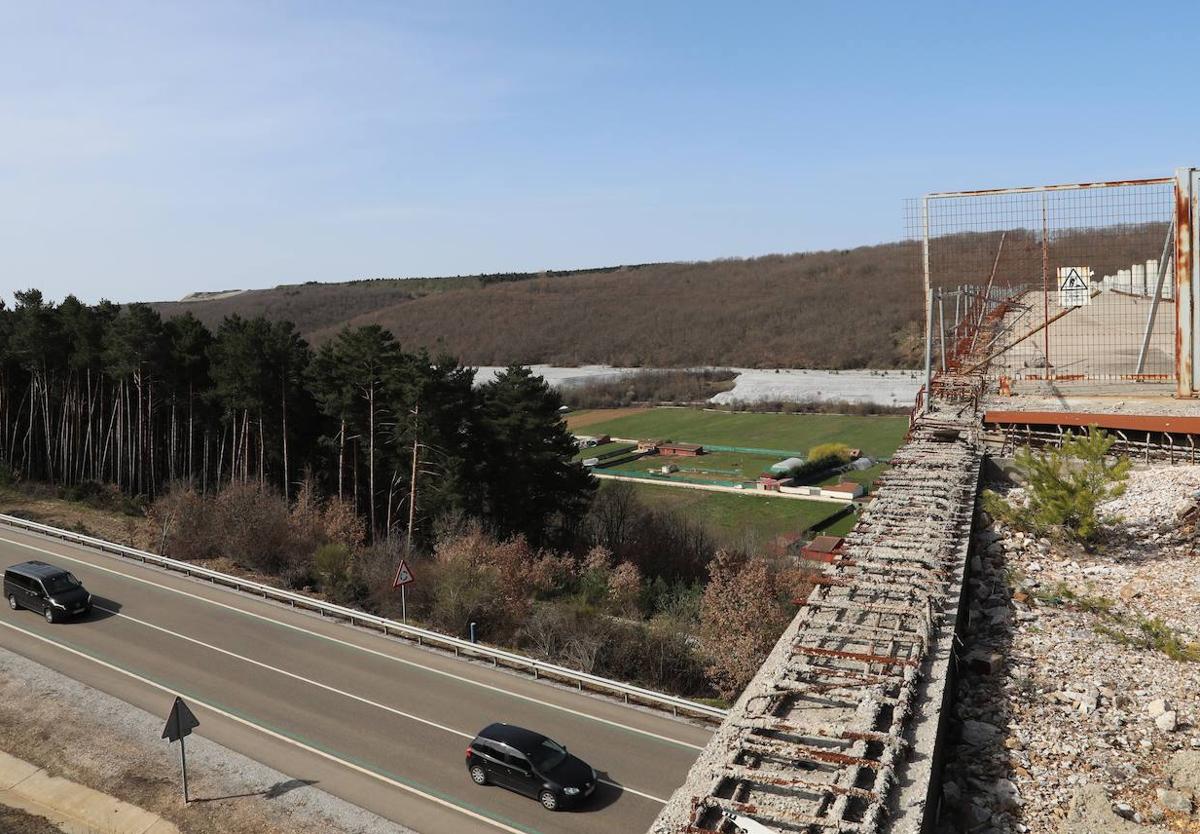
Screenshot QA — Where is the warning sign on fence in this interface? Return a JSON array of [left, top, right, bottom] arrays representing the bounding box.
[[1057, 266, 1092, 308]]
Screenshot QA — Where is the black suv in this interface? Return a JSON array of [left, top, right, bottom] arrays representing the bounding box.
[[466, 723, 597, 810], [4, 561, 92, 623]]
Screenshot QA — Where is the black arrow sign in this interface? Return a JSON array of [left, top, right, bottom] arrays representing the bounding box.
[[162, 696, 200, 803], [161, 696, 199, 743]]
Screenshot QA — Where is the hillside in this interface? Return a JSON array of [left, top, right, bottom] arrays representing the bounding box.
[[152, 243, 925, 368]]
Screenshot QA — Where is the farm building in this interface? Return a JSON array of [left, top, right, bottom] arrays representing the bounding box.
[[658, 442, 704, 457], [769, 456, 805, 474], [637, 439, 663, 452], [819, 481, 865, 500], [756, 474, 795, 492], [801, 535, 845, 563]]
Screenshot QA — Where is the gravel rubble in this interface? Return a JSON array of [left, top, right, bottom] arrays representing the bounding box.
[[936, 464, 1200, 833]]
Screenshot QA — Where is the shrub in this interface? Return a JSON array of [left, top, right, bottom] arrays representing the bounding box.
[[606, 561, 643, 618], [215, 482, 295, 574], [1014, 426, 1130, 541], [698, 552, 790, 700], [806, 442, 853, 465], [314, 542, 353, 595], [145, 483, 219, 561], [322, 498, 367, 551]]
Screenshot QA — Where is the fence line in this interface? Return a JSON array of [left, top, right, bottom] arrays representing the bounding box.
[[0, 513, 726, 722]]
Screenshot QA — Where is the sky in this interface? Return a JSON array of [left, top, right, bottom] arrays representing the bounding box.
[[2, 1, 1197, 304]]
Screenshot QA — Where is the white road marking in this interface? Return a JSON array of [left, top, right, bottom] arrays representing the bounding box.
[[0, 533, 705, 752], [0, 617, 533, 834], [93, 604, 667, 805]]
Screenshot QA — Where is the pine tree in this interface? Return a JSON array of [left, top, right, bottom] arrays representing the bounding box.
[[476, 364, 594, 546], [1014, 426, 1130, 541]]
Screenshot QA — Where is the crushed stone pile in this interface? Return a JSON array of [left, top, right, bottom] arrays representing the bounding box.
[[937, 465, 1200, 834]]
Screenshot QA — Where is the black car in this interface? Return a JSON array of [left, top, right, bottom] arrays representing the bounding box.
[[466, 723, 597, 810], [4, 561, 92, 623]]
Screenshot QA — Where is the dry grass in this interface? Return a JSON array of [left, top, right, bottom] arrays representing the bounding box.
[[0, 804, 62, 834], [0, 656, 389, 834], [565, 407, 650, 430], [0, 486, 146, 548]]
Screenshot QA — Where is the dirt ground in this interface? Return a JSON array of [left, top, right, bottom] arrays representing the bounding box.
[[0, 648, 408, 834], [0, 804, 62, 834], [0, 485, 149, 549], [564, 407, 649, 431]]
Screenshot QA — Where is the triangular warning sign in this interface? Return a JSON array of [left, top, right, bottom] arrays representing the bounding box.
[[162, 696, 199, 743], [1059, 268, 1087, 291], [392, 559, 415, 588]]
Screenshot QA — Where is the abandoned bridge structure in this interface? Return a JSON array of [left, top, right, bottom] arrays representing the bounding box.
[[651, 167, 1200, 834]]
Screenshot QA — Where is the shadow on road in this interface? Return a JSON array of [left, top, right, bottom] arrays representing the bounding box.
[[73, 596, 122, 623], [576, 770, 625, 812], [191, 778, 318, 804]]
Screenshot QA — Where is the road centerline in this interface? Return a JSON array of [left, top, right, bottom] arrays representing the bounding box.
[[0, 616, 543, 834], [0, 531, 706, 752], [91, 603, 667, 805]]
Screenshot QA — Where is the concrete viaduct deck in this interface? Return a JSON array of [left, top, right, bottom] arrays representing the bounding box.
[[650, 403, 983, 834]]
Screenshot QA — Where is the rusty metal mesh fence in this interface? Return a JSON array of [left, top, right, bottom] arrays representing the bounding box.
[[907, 180, 1176, 384]]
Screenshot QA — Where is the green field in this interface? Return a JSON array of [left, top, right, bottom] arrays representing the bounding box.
[[615, 481, 853, 541], [572, 408, 908, 459], [601, 449, 783, 484]]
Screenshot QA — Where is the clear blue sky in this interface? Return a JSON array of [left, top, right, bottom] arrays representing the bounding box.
[[2, 1, 1196, 304]]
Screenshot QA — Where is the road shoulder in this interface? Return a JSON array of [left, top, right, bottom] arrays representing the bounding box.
[[0, 646, 413, 834]]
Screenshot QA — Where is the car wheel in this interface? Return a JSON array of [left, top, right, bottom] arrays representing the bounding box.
[[469, 765, 488, 786], [539, 790, 558, 811], [43, 606, 55, 624], [7, 594, 17, 611]]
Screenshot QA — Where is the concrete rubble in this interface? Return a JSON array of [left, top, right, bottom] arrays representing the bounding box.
[[935, 465, 1200, 834]]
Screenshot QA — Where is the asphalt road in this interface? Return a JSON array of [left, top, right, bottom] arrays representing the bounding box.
[[0, 526, 710, 834]]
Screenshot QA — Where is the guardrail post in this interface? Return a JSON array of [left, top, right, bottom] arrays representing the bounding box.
[[0, 513, 726, 722]]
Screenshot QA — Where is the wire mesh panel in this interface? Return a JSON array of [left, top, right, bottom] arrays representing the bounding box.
[[909, 180, 1176, 384]]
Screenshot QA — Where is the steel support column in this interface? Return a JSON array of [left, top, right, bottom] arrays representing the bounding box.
[[922, 196, 933, 412], [1175, 167, 1198, 397]]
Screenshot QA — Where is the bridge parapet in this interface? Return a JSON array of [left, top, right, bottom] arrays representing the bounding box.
[[650, 405, 982, 834]]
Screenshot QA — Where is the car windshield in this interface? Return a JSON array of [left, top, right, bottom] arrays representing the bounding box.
[[529, 738, 568, 772], [42, 573, 80, 595]]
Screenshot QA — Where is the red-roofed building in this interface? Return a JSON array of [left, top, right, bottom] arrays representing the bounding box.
[[658, 442, 704, 457], [801, 535, 845, 563]]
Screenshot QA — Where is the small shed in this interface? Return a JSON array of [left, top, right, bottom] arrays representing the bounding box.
[[801, 535, 845, 563], [659, 442, 704, 457], [756, 474, 794, 492]]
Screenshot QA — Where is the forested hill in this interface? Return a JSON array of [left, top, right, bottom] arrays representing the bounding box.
[[151, 243, 926, 369]]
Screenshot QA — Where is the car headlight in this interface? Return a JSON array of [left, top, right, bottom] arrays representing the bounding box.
[[563, 787, 580, 795]]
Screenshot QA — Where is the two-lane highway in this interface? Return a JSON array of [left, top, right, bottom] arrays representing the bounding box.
[[0, 526, 709, 834]]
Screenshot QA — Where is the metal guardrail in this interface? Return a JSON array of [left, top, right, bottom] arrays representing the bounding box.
[[0, 513, 726, 723]]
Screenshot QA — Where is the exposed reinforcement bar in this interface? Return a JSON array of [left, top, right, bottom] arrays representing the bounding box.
[[650, 406, 982, 834]]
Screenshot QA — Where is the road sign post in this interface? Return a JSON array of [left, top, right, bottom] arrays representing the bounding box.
[[161, 696, 200, 803], [392, 558, 414, 622]]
